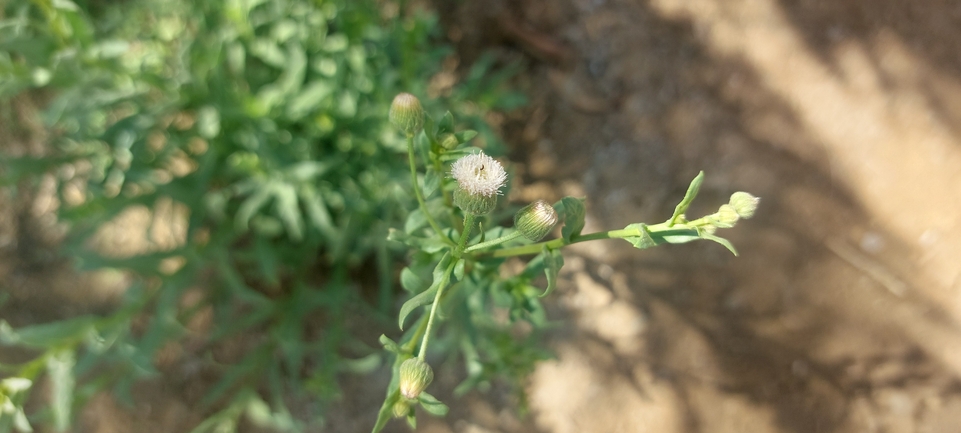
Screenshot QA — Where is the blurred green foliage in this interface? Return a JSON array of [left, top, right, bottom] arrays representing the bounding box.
[[0, 0, 524, 431]]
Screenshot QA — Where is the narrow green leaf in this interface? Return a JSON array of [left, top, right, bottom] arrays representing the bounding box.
[[1, 316, 96, 347], [418, 392, 449, 416], [539, 247, 563, 297], [235, 186, 273, 231], [378, 335, 401, 354], [701, 233, 739, 256], [669, 171, 704, 226], [558, 197, 586, 242], [398, 253, 451, 330], [274, 183, 303, 241], [371, 392, 400, 433], [406, 412, 417, 428]]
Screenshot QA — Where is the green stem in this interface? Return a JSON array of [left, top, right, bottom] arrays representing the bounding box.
[[470, 220, 707, 259], [464, 230, 523, 253], [418, 213, 476, 360], [407, 133, 455, 246]]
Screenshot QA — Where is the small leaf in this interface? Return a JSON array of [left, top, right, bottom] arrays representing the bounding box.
[[453, 258, 466, 281], [406, 412, 417, 428], [622, 223, 656, 249], [404, 208, 428, 234], [379, 335, 401, 354], [454, 130, 478, 144], [422, 170, 440, 198], [539, 247, 563, 297], [669, 171, 704, 226], [701, 233, 739, 256], [437, 111, 454, 135], [558, 197, 586, 242], [418, 392, 450, 416], [398, 253, 451, 330], [400, 267, 426, 293]]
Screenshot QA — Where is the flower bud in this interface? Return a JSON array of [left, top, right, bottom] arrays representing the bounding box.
[[729, 192, 760, 219], [438, 133, 459, 150], [389, 93, 425, 136], [399, 358, 433, 400], [392, 400, 411, 418], [713, 204, 740, 228], [514, 200, 559, 241], [450, 152, 507, 215]]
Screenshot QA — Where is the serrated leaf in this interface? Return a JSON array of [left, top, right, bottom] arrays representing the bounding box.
[[669, 171, 704, 226], [558, 197, 586, 242], [400, 267, 426, 293], [418, 392, 449, 416], [622, 223, 656, 249], [539, 247, 563, 297], [398, 253, 451, 330]]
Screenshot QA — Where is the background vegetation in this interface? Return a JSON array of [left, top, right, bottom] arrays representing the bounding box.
[[0, 0, 522, 430]]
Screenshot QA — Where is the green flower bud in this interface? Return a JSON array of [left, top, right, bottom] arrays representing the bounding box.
[[713, 204, 740, 228], [729, 192, 760, 219], [392, 400, 411, 418], [389, 93, 425, 136], [514, 200, 559, 241], [399, 358, 433, 400], [450, 152, 507, 215], [438, 133, 459, 150]]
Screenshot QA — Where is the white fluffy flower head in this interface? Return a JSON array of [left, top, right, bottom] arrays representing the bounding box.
[[451, 152, 507, 197]]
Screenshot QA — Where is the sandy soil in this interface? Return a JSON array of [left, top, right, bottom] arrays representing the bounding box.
[[4, 0, 961, 432], [431, 0, 961, 432]]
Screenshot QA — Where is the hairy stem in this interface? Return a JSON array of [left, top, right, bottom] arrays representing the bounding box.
[[418, 213, 476, 359]]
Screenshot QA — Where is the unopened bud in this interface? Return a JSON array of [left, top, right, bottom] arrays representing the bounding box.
[[438, 133, 459, 150], [389, 93, 425, 136], [399, 358, 433, 400], [714, 204, 740, 228], [729, 192, 759, 219], [392, 400, 411, 418], [514, 200, 559, 241]]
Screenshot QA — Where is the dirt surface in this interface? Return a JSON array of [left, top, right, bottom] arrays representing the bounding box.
[[430, 0, 961, 432], [5, 0, 961, 432]]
